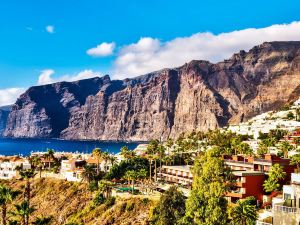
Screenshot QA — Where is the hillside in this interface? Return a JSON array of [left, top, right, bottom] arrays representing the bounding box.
[[3, 41, 300, 141], [1, 178, 152, 225]]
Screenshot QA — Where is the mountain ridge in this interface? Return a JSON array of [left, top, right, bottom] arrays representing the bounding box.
[[3, 41, 300, 141]]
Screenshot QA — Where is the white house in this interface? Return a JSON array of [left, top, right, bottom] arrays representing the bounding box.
[[0, 158, 31, 179]]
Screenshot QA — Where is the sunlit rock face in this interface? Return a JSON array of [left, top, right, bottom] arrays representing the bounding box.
[[4, 42, 300, 141]]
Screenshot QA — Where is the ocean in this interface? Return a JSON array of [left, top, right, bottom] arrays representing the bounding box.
[[0, 138, 140, 156]]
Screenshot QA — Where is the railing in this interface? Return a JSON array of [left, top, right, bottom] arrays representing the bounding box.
[[224, 159, 253, 165], [256, 221, 272, 225], [253, 158, 272, 163], [273, 205, 297, 213]]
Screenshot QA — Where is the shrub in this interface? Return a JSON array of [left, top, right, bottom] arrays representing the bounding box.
[[141, 198, 150, 205], [119, 202, 127, 213], [126, 202, 135, 211], [93, 192, 105, 206], [105, 196, 116, 207], [88, 180, 98, 192]]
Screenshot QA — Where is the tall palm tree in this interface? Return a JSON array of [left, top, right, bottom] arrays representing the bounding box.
[[146, 140, 159, 182], [123, 170, 138, 194], [120, 146, 136, 160], [279, 141, 294, 158], [109, 155, 117, 167], [12, 201, 35, 225], [32, 216, 53, 225], [92, 148, 102, 175], [145, 154, 154, 181], [98, 180, 114, 198], [81, 165, 97, 183], [19, 169, 36, 205], [157, 144, 166, 181], [30, 156, 43, 178], [45, 149, 55, 171], [101, 152, 110, 172], [0, 185, 19, 225], [230, 199, 258, 225]]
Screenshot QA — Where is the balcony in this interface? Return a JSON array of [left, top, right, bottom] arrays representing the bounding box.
[[273, 205, 297, 213]]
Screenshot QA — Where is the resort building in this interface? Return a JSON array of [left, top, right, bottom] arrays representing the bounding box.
[[224, 154, 295, 178], [226, 170, 265, 202], [158, 165, 193, 186], [0, 158, 31, 179], [159, 165, 265, 202]]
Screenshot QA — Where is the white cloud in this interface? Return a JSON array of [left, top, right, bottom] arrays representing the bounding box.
[[0, 88, 26, 106], [37, 69, 101, 85], [46, 25, 54, 34], [87, 42, 116, 57], [113, 21, 300, 79], [38, 69, 55, 85]]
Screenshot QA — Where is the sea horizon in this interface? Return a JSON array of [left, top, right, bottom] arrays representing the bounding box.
[[0, 137, 141, 156]]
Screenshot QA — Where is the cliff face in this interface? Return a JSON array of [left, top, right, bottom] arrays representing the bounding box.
[[4, 41, 300, 141], [0, 106, 10, 136]]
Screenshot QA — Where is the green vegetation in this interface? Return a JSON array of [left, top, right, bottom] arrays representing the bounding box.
[[229, 197, 258, 225], [182, 148, 233, 225], [106, 157, 149, 180], [263, 164, 286, 193], [150, 186, 186, 225]]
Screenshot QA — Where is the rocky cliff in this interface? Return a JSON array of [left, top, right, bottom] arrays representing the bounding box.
[[0, 106, 11, 136], [4, 41, 300, 141]]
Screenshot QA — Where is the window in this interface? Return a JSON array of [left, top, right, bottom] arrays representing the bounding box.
[[284, 193, 291, 200]]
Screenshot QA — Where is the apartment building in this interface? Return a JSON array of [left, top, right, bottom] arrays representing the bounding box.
[[257, 173, 300, 225], [226, 171, 265, 202]]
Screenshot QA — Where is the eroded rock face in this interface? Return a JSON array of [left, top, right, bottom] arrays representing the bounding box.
[[4, 41, 300, 141], [0, 107, 10, 136]]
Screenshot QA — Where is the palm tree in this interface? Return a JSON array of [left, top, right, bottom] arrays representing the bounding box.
[[81, 165, 97, 183], [279, 141, 294, 158], [98, 180, 114, 198], [92, 148, 102, 175], [120, 146, 136, 160], [0, 185, 19, 225], [146, 140, 159, 182], [123, 170, 138, 194], [45, 149, 55, 171], [19, 169, 36, 205], [101, 152, 110, 172], [291, 154, 300, 172], [230, 199, 258, 225], [137, 168, 147, 186], [12, 201, 35, 225], [145, 154, 154, 181], [30, 156, 43, 178], [109, 155, 117, 167], [157, 144, 166, 181], [163, 155, 173, 166], [32, 216, 53, 225]]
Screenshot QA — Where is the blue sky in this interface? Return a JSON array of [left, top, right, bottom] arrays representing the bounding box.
[[0, 0, 300, 105]]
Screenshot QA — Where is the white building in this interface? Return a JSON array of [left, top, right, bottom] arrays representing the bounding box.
[[60, 159, 85, 182], [0, 158, 31, 179], [257, 173, 300, 225]]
